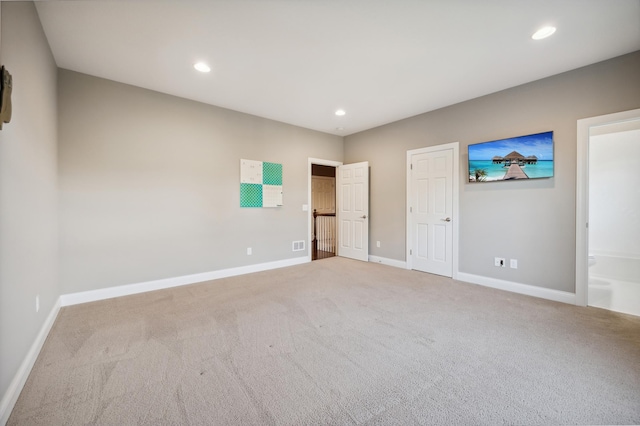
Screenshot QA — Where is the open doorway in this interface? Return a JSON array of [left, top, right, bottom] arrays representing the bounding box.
[[576, 108, 640, 316], [587, 119, 640, 316], [307, 157, 369, 263], [311, 164, 336, 260]]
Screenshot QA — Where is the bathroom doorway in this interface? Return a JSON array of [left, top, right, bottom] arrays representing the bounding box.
[[576, 109, 640, 316]]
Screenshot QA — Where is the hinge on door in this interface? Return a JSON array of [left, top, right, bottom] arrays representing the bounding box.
[[410, 249, 412, 255], [410, 164, 413, 170], [410, 206, 412, 213]]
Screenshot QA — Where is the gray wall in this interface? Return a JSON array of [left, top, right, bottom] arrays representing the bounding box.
[[344, 51, 640, 293], [0, 2, 59, 402], [58, 70, 343, 294]]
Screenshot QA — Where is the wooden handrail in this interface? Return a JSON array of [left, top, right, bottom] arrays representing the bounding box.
[[313, 211, 336, 217]]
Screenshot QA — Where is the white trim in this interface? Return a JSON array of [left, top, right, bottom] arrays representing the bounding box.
[[0, 298, 61, 426], [457, 272, 576, 305], [61, 257, 309, 306], [308, 158, 342, 263], [368, 255, 407, 269], [576, 108, 640, 307], [406, 142, 460, 279]]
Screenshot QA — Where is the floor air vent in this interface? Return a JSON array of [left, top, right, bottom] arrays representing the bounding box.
[[292, 240, 305, 251]]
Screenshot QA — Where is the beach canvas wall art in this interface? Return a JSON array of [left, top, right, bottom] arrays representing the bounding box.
[[468, 131, 554, 182]]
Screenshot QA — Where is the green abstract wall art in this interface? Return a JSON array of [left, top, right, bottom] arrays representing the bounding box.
[[240, 159, 283, 208]]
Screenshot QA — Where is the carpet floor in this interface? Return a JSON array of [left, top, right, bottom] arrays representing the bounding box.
[[8, 257, 640, 425]]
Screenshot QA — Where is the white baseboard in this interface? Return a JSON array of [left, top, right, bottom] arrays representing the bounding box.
[[456, 272, 576, 305], [61, 257, 309, 307], [368, 255, 407, 269], [0, 298, 61, 426]]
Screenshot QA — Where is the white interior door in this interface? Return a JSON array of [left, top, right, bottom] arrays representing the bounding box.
[[337, 162, 369, 261], [410, 149, 453, 276]]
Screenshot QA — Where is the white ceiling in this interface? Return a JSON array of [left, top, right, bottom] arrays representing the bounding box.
[[35, 0, 640, 136]]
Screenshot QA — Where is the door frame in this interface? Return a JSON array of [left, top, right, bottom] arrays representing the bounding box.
[[575, 108, 640, 306], [406, 142, 459, 278], [308, 158, 342, 262]]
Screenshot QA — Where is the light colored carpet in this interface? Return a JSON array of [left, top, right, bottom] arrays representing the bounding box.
[[8, 257, 640, 425]]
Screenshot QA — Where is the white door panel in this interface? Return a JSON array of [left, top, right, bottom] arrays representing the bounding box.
[[338, 161, 369, 261], [410, 149, 453, 276]]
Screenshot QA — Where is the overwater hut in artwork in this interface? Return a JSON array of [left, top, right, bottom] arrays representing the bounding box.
[[525, 155, 538, 164], [492, 156, 504, 164], [503, 151, 525, 166]]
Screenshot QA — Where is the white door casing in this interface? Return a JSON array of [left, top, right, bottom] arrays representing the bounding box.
[[407, 143, 459, 277], [337, 161, 369, 261]]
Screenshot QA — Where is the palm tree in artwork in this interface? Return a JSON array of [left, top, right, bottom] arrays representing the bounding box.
[[474, 168, 488, 182]]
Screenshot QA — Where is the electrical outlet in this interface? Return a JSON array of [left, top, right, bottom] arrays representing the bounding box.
[[247, 247, 252, 255], [494, 257, 506, 267], [376, 241, 381, 248], [510, 259, 518, 269], [36, 295, 40, 313]]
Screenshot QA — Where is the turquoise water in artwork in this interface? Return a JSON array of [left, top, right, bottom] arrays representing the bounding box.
[[468, 131, 554, 181], [469, 160, 554, 181]]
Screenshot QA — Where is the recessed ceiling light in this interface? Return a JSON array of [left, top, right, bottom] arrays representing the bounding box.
[[335, 109, 346, 116], [194, 62, 211, 73], [532, 26, 556, 40]]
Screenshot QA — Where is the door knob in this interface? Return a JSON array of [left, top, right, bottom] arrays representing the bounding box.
[[442, 217, 451, 222], [361, 215, 367, 219]]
